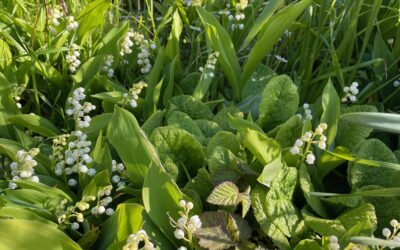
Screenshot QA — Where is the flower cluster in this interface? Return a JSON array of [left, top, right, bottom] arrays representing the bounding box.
[[11, 84, 26, 109], [122, 230, 155, 250], [382, 219, 400, 248], [169, 200, 202, 245], [50, 6, 63, 27], [236, 0, 248, 11], [199, 51, 219, 80], [66, 44, 81, 73], [91, 185, 115, 216], [66, 87, 96, 128], [133, 32, 156, 74], [329, 235, 339, 250], [297, 103, 312, 122], [123, 81, 148, 108], [111, 160, 127, 187], [102, 55, 115, 78], [341, 82, 359, 103], [54, 130, 96, 184], [290, 123, 328, 165], [8, 148, 40, 190], [120, 29, 135, 56], [50, 134, 70, 162], [229, 12, 245, 30], [56, 196, 96, 230], [66, 16, 78, 31], [275, 55, 288, 64]]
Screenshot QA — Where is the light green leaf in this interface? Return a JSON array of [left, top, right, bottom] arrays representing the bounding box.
[[340, 112, 400, 134], [169, 95, 213, 120], [207, 181, 240, 206], [107, 106, 156, 188], [320, 80, 340, 148], [258, 75, 299, 130], [7, 114, 60, 137], [166, 111, 204, 140]]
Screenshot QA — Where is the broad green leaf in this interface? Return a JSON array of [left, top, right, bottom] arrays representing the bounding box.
[[258, 75, 299, 130], [166, 111, 204, 140], [107, 106, 155, 188], [76, 0, 111, 43], [0, 38, 12, 70], [95, 21, 129, 55], [350, 237, 400, 248], [169, 95, 213, 120], [150, 126, 205, 183], [294, 240, 324, 250], [212, 107, 243, 132], [336, 105, 377, 151], [13, 180, 72, 202], [349, 139, 400, 190], [320, 80, 340, 148], [82, 170, 111, 198], [0, 219, 81, 250], [196, 7, 242, 101], [184, 168, 213, 202], [0, 72, 20, 138], [0, 207, 57, 227], [275, 115, 303, 148], [207, 146, 243, 174], [241, 0, 312, 84], [207, 181, 240, 206], [82, 113, 113, 140], [142, 110, 166, 136], [206, 131, 245, 160], [195, 119, 222, 138], [96, 203, 173, 250], [72, 55, 105, 85], [340, 112, 400, 134], [299, 164, 328, 218], [142, 163, 183, 247], [7, 114, 61, 137]]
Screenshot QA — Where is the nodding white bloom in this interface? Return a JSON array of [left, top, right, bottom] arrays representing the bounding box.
[[275, 55, 288, 64], [394, 80, 400, 87], [8, 148, 40, 189], [200, 51, 219, 80], [66, 44, 81, 73], [299, 103, 313, 121], [66, 16, 78, 31], [120, 29, 134, 56], [178, 247, 188, 250], [169, 199, 202, 242], [383, 227, 392, 238], [290, 146, 300, 155], [391, 219, 399, 228], [342, 82, 359, 103], [91, 185, 114, 216], [66, 88, 96, 128], [68, 178, 77, 186], [123, 81, 148, 108], [236, 0, 248, 10], [105, 208, 115, 216], [50, 6, 63, 27], [102, 55, 115, 78], [329, 235, 340, 250], [302, 131, 313, 142], [306, 153, 316, 164], [123, 229, 156, 250], [12, 85, 26, 109], [71, 222, 80, 230]]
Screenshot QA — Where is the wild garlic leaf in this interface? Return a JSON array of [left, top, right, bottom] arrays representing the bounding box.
[[257, 75, 299, 130], [169, 95, 213, 120], [349, 138, 400, 190], [150, 126, 205, 184]]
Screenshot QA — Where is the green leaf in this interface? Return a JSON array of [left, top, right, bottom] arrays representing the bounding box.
[[336, 105, 377, 150], [169, 95, 213, 120], [0, 219, 81, 250], [241, 0, 284, 50], [0, 72, 20, 138], [206, 131, 245, 160], [72, 55, 105, 85], [142, 110, 166, 136], [96, 203, 173, 249], [294, 240, 324, 250], [212, 107, 243, 132], [7, 114, 61, 137], [275, 115, 303, 148], [350, 237, 400, 248], [0, 38, 12, 70], [299, 164, 328, 218], [194, 211, 252, 250], [142, 163, 183, 247], [0, 207, 57, 227], [258, 75, 299, 130], [320, 80, 340, 148], [150, 126, 205, 183], [107, 106, 155, 188], [349, 139, 400, 190], [95, 21, 129, 55], [184, 168, 213, 202], [340, 112, 400, 134], [196, 7, 242, 101], [194, 119, 222, 138], [207, 181, 240, 206], [166, 111, 204, 140], [82, 170, 110, 197], [241, 0, 312, 84], [76, 0, 111, 43]]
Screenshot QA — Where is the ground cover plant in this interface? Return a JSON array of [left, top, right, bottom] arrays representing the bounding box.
[[1, 0, 400, 249]]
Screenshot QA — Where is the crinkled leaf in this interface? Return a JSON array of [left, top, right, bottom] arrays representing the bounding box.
[[207, 181, 240, 206], [213, 107, 243, 131], [275, 115, 303, 148], [169, 95, 213, 120], [195, 119, 222, 138], [167, 111, 204, 140]]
